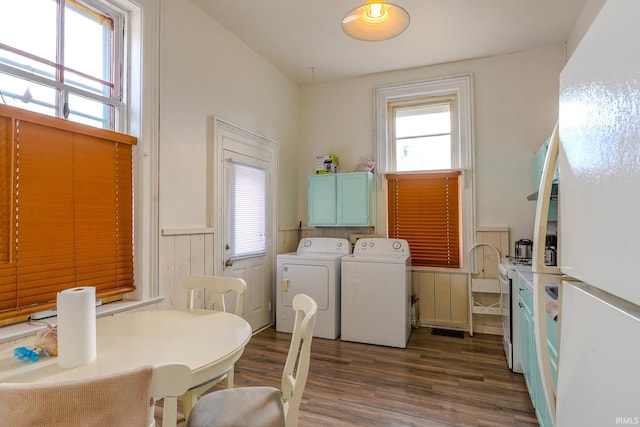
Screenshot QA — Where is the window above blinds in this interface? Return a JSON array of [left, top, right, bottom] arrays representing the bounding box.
[[392, 97, 454, 171], [0, 0, 126, 130]]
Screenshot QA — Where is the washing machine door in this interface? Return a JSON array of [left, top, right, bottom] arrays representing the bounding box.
[[279, 263, 330, 310]]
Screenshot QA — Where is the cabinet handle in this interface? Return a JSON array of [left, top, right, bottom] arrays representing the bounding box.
[[519, 302, 524, 308]]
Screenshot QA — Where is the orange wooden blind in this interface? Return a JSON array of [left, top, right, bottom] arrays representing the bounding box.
[[0, 105, 136, 321], [387, 171, 461, 268]]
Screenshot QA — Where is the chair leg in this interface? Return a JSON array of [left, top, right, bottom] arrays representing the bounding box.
[[226, 368, 234, 389], [182, 391, 196, 421], [163, 396, 179, 427]]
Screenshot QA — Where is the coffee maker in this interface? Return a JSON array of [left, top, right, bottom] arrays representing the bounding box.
[[515, 239, 533, 260], [544, 234, 557, 266]]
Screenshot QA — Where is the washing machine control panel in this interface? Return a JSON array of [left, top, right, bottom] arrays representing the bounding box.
[[296, 237, 351, 255], [353, 238, 410, 255]]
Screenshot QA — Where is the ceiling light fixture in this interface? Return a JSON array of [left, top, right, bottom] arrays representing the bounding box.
[[342, 0, 410, 42]]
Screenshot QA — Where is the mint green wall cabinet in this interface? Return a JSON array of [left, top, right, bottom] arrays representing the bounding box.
[[533, 137, 559, 191], [308, 174, 338, 225], [533, 138, 559, 221], [308, 172, 373, 226]]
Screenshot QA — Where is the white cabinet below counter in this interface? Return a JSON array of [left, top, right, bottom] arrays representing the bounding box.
[[307, 172, 373, 227]]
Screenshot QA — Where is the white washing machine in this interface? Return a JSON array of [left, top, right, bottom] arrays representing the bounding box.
[[276, 237, 350, 339], [341, 238, 411, 348]]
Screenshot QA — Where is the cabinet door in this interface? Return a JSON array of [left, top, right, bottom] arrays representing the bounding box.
[[308, 174, 337, 225], [518, 292, 533, 396], [336, 172, 372, 226]]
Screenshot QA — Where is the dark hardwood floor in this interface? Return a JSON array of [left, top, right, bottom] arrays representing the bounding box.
[[159, 326, 538, 426]]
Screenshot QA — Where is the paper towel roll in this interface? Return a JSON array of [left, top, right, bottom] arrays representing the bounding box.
[[56, 286, 97, 368]]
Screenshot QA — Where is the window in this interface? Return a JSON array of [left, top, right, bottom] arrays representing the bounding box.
[[393, 99, 453, 171], [0, 105, 136, 323], [0, 0, 145, 325], [375, 75, 474, 269], [0, 0, 125, 130], [226, 161, 267, 259]]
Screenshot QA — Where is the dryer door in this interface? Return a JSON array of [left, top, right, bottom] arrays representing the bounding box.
[[279, 263, 330, 310]]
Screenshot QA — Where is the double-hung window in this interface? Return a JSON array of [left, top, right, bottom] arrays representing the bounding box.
[[0, 0, 125, 130], [0, 1, 135, 325], [375, 75, 474, 269]]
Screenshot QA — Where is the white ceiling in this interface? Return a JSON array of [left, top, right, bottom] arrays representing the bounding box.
[[191, 0, 588, 86]]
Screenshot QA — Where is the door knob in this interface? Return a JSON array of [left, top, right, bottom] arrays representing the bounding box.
[[225, 259, 233, 267]]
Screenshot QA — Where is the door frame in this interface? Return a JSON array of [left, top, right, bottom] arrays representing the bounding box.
[[207, 116, 279, 321]]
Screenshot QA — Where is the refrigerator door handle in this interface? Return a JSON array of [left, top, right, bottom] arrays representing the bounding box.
[[533, 121, 562, 275], [532, 121, 561, 425]]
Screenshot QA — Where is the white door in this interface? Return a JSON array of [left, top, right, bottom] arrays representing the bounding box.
[[211, 118, 277, 331]]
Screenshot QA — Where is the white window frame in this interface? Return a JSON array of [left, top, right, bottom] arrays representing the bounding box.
[[0, 0, 127, 130], [374, 74, 476, 270]]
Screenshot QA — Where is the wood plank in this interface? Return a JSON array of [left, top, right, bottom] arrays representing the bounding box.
[[157, 326, 538, 426]]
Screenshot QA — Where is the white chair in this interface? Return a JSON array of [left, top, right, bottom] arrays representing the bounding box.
[[151, 363, 193, 427], [0, 362, 192, 427], [181, 275, 248, 419], [187, 293, 318, 427]]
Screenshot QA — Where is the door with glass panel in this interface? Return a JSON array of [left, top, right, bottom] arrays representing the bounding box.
[[213, 118, 276, 331]]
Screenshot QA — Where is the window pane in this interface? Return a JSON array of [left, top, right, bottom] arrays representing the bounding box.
[[397, 135, 451, 171], [64, 1, 113, 88], [395, 107, 450, 138], [0, 72, 57, 117], [228, 162, 266, 258], [68, 92, 112, 129], [0, 0, 123, 131], [0, 0, 57, 63], [394, 102, 452, 172]]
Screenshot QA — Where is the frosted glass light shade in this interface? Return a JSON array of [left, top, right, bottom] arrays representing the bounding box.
[[342, 1, 410, 41]]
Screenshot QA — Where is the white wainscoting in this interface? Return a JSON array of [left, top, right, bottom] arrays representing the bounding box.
[[416, 227, 509, 334], [159, 229, 215, 310], [159, 226, 509, 334], [159, 227, 305, 313]]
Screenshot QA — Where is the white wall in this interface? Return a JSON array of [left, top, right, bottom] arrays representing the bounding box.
[[156, 0, 300, 306], [567, 0, 607, 57], [300, 45, 566, 255], [158, 0, 300, 232]]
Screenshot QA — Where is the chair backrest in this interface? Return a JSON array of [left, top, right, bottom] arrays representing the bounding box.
[[0, 363, 191, 427], [182, 275, 247, 315], [0, 364, 181, 427], [280, 293, 318, 427], [150, 363, 193, 427]]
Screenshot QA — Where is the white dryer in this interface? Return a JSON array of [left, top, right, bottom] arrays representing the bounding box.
[[276, 237, 350, 339], [341, 238, 411, 348]]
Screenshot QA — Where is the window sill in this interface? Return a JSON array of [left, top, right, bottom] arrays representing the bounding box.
[[0, 297, 164, 345]]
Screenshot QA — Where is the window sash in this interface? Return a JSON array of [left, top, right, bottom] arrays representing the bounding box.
[[386, 171, 461, 268], [0, 0, 125, 130], [0, 104, 135, 322]]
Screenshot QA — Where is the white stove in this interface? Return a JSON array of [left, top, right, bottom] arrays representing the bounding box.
[[499, 257, 532, 373]]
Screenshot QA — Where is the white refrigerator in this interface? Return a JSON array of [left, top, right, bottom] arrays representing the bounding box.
[[532, 1, 640, 426]]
